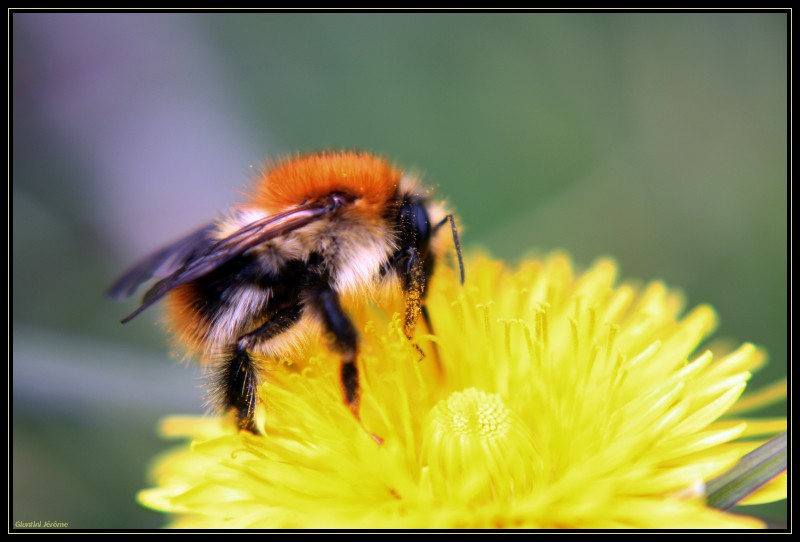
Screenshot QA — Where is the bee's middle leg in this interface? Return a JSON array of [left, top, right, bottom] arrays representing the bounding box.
[[308, 284, 360, 418]]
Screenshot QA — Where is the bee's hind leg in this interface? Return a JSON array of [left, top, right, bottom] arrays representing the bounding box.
[[215, 304, 303, 432]]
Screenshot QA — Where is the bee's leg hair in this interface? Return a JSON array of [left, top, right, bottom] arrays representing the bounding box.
[[217, 303, 304, 432], [399, 247, 427, 341], [383, 246, 429, 361]]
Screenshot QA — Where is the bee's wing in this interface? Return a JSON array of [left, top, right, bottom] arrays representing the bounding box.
[[108, 224, 219, 300], [117, 202, 336, 323]]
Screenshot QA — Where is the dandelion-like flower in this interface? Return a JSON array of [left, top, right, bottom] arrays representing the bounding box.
[[139, 253, 786, 529]]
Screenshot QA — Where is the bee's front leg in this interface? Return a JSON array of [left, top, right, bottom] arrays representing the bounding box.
[[393, 246, 448, 373], [398, 246, 427, 342]]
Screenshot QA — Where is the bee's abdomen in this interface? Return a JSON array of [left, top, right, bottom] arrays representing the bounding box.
[[165, 255, 310, 360]]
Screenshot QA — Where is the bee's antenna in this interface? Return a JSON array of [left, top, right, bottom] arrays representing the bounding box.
[[434, 214, 465, 285]]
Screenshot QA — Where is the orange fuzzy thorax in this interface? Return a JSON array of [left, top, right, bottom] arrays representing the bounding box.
[[254, 151, 401, 213]]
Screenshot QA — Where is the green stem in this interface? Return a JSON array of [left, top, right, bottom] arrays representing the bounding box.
[[706, 432, 787, 510]]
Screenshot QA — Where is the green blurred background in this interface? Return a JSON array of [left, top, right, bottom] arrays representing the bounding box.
[[12, 12, 787, 528]]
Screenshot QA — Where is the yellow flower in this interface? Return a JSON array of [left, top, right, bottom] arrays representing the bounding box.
[[138, 253, 786, 529]]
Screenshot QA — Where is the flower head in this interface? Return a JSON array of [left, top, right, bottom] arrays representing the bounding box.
[[139, 253, 786, 528]]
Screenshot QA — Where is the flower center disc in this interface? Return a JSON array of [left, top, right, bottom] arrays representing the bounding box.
[[430, 387, 510, 439], [421, 388, 536, 501]]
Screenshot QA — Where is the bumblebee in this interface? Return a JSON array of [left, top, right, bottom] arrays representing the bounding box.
[[110, 151, 463, 432]]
